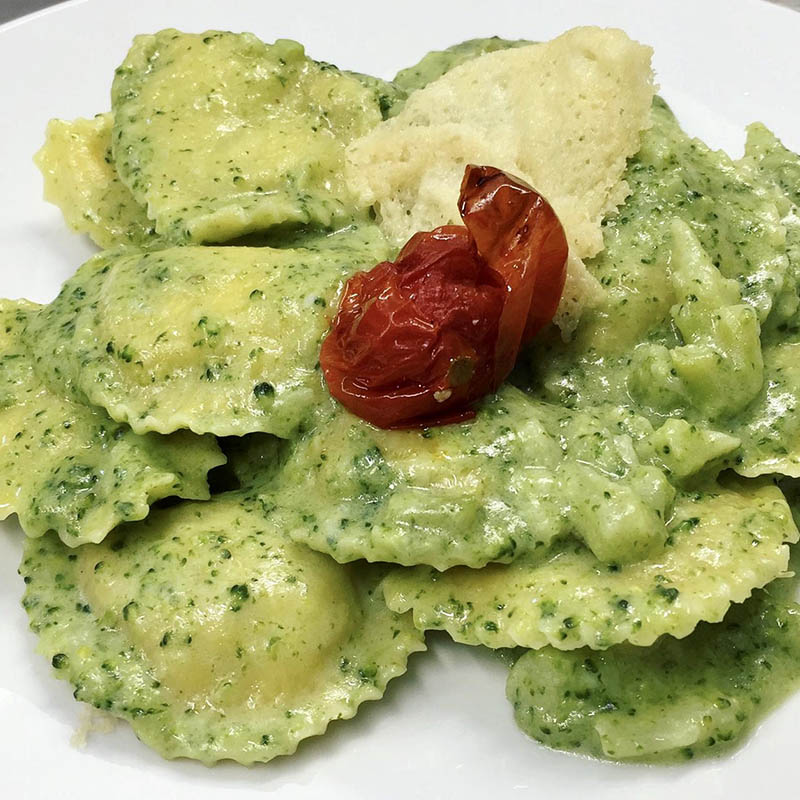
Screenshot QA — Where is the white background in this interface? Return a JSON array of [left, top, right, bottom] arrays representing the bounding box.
[[1, 1, 799, 797]]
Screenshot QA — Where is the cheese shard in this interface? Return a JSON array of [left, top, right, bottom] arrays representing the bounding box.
[[346, 27, 655, 333], [34, 114, 157, 249]]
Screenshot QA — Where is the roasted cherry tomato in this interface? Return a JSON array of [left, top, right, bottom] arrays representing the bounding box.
[[320, 165, 568, 428]]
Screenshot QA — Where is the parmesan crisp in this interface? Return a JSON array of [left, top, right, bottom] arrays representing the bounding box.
[[346, 27, 656, 333]]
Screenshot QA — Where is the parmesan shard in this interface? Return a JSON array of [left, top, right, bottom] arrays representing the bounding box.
[[345, 26, 655, 333]]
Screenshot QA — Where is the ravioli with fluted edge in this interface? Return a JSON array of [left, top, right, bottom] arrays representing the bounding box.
[[382, 479, 798, 649], [0, 299, 223, 545], [25, 226, 391, 437], [263, 385, 681, 570], [20, 492, 425, 764], [34, 114, 157, 249], [111, 30, 385, 243], [507, 586, 800, 760]]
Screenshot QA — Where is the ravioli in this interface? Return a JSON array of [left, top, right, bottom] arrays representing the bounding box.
[[528, 99, 796, 476], [263, 385, 679, 570], [20, 492, 424, 764], [382, 479, 797, 649], [25, 227, 391, 437], [346, 27, 655, 332], [111, 30, 384, 243], [0, 300, 223, 545], [507, 587, 800, 761], [34, 114, 157, 249]]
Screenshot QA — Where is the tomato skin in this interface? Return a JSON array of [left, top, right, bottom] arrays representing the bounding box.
[[320, 165, 568, 429], [320, 226, 504, 428], [458, 166, 568, 365]]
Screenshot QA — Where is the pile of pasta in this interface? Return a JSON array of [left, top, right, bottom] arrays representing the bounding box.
[[5, 25, 800, 765]]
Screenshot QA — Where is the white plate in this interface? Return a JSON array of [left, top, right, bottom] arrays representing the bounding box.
[[1, 0, 799, 797]]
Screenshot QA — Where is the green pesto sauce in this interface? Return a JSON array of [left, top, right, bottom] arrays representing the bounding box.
[[507, 583, 800, 762]]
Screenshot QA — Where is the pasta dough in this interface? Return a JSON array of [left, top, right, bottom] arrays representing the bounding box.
[[112, 31, 384, 243], [20, 492, 425, 764], [25, 227, 391, 437], [0, 300, 223, 545], [34, 114, 156, 249], [381, 479, 798, 649]]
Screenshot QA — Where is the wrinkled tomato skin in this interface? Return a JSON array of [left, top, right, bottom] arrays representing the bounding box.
[[459, 166, 569, 369], [320, 165, 569, 429], [320, 226, 504, 428]]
